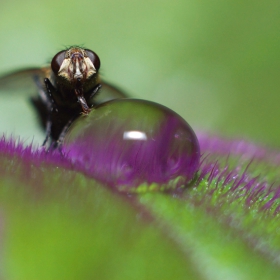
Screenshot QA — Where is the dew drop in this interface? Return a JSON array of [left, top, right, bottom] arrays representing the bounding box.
[[62, 99, 200, 192]]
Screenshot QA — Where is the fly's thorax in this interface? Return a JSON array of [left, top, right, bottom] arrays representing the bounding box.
[[48, 73, 99, 108]]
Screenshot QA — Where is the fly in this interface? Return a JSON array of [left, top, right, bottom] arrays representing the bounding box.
[[0, 46, 127, 147]]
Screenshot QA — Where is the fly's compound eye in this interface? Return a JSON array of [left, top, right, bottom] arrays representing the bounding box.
[[51, 50, 66, 74], [85, 49, 101, 71]]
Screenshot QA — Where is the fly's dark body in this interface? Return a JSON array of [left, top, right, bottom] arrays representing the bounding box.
[[0, 47, 127, 147]]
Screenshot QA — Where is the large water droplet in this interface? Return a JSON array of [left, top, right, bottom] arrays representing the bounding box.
[[62, 99, 200, 192]]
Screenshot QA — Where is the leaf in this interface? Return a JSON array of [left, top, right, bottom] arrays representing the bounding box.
[[1, 133, 280, 279]]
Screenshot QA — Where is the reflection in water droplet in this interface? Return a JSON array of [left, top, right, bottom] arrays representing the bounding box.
[[123, 131, 147, 140]]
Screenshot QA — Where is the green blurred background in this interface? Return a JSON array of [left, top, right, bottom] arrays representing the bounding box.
[[0, 0, 280, 146]]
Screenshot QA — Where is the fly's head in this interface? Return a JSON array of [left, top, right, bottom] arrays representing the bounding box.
[[51, 47, 100, 88]]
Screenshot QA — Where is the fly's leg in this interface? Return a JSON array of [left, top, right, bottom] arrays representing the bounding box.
[[43, 78, 58, 147], [56, 117, 75, 152], [89, 83, 102, 100], [44, 78, 57, 107], [42, 116, 52, 147], [31, 75, 54, 147], [33, 75, 52, 110]]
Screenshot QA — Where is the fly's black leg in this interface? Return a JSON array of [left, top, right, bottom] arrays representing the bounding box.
[[44, 78, 57, 103], [56, 117, 75, 152], [89, 83, 102, 100], [33, 75, 46, 100], [42, 116, 52, 147], [31, 75, 55, 148], [33, 75, 52, 110], [43, 78, 58, 147]]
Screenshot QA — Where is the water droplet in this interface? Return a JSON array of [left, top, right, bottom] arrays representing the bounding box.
[[62, 99, 200, 192]]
